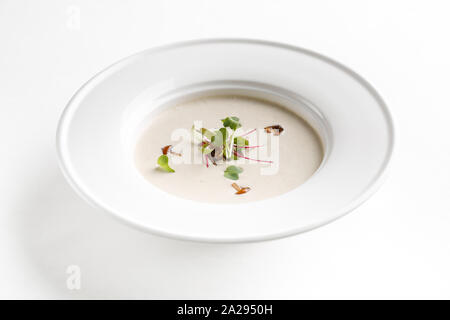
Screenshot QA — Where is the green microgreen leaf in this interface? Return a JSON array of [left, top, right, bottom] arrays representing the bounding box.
[[224, 165, 243, 180], [221, 116, 242, 131], [224, 172, 239, 180], [225, 165, 243, 174], [234, 136, 249, 147], [211, 128, 228, 148], [157, 154, 175, 172]]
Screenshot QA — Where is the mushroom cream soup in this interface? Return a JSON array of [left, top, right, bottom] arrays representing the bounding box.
[[134, 95, 324, 203]]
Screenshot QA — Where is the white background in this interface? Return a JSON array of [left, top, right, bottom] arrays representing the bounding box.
[[1, 0, 449, 299]]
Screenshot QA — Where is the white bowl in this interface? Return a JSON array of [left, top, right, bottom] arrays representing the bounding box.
[[56, 39, 394, 243]]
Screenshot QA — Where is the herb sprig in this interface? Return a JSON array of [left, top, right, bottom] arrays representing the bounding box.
[[157, 116, 284, 196], [193, 116, 253, 163], [156, 145, 179, 172], [157, 154, 175, 172], [224, 165, 243, 180]]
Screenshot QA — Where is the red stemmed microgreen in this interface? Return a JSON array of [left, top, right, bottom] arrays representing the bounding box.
[[158, 117, 283, 195]]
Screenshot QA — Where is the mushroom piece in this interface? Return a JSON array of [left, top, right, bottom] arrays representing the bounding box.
[[264, 125, 284, 136], [231, 183, 251, 195]]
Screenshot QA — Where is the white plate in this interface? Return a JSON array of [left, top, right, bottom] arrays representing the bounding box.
[[56, 39, 394, 243]]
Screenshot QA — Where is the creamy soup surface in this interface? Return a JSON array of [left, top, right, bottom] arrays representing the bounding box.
[[134, 95, 324, 203]]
